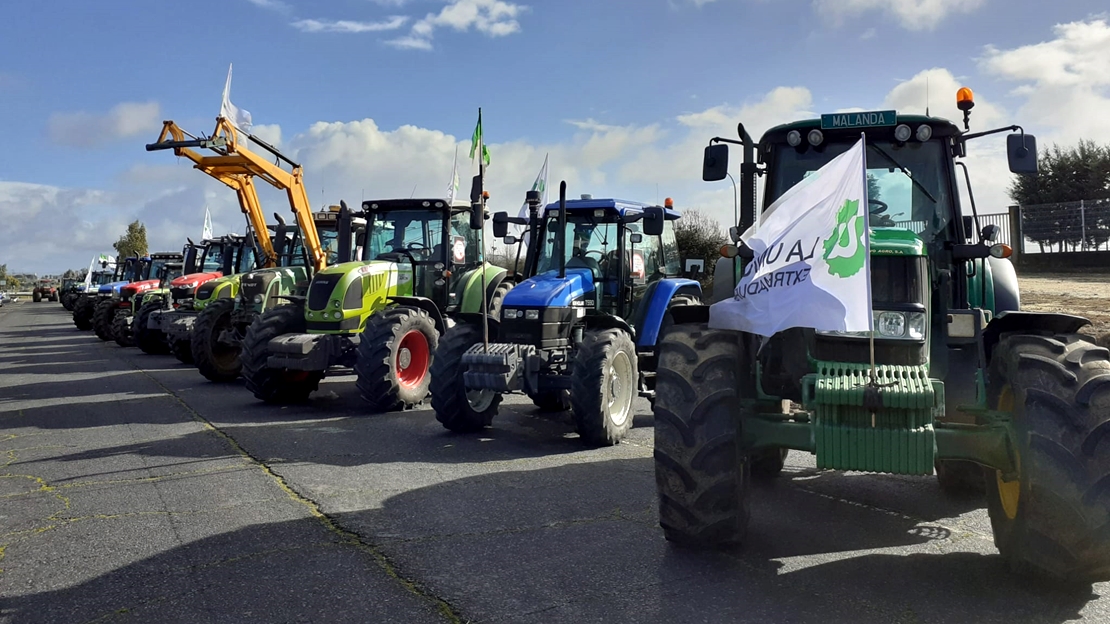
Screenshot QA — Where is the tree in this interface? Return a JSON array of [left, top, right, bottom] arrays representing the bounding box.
[[674, 209, 728, 285], [867, 173, 882, 202], [1009, 140, 1110, 251], [113, 220, 149, 259]]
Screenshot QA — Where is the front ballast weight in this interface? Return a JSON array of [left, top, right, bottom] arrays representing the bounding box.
[[462, 343, 565, 394]]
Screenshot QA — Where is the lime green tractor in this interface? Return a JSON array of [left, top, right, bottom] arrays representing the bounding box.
[[190, 207, 363, 382], [242, 198, 510, 409], [159, 234, 260, 363], [653, 93, 1110, 585]]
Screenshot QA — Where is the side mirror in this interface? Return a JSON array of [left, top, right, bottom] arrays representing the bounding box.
[[962, 215, 974, 240], [728, 225, 741, 243], [470, 206, 484, 231], [980, 223, 1000, 243], [492, 211, 510, 238], [1007, 133, 1038, 175], [629, 233, 643, 244], [642, 206, 665, 236], [703, 144, 729, 182], [502, 235, 518, 246]]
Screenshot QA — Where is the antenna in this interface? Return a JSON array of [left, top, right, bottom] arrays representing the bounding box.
[[925, 75, 930, 117], [410, 184, 418, 198]]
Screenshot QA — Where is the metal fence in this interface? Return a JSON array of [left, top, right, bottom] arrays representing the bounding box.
[[893, 212, 1011, 246], [1018, 198, 1110, 253]]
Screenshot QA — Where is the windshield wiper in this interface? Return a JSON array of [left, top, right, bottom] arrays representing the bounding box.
[[869, 143, 938, 205]]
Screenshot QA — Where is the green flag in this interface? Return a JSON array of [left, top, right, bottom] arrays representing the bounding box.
[[469, 110, 491, 166]]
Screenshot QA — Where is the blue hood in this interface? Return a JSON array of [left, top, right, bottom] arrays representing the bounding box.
[[502, 268, 595, 308], [98, 281, 129, 294]]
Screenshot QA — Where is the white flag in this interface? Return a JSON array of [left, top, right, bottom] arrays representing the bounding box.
[[202, 205, 214, 240], [220, 64, 253, 133], [447, 145, 460, 204], [709, 138, 871, 337], [518, 154, 549, 220]]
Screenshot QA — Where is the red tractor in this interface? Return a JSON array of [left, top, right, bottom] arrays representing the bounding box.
[[32, 279, 58, 302]]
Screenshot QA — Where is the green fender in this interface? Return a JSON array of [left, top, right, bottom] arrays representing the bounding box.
[[458, 263, 509, 314]]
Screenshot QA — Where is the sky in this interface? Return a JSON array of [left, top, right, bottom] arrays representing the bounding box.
[[1, 0, 1108, 273]]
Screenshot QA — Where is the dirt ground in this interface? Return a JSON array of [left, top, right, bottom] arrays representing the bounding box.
[[1018, 272, 1110, 341]]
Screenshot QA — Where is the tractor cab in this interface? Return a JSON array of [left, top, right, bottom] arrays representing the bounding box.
[[501, 197, 687, 347], [98, 257, 142, 295], [121, 252, 182, 308]]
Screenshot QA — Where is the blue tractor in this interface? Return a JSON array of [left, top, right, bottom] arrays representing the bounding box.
[[430, 183, 702, 446]]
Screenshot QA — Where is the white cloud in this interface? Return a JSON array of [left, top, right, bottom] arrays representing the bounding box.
[[245, 0, 291, 13], [387, 0, 525, 50], [47, 101, 162, 149], [980, 18, 1110, 145], [291, 16, 409, 33], [813, 0, 986, 30]]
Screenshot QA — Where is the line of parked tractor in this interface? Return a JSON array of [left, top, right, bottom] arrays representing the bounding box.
[[55, 116, 697, 448], [34, 90, 1110, 586]]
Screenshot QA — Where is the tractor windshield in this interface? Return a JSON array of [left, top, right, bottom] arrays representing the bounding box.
[[201, 244, 227, 273], [147, 258, 171, 280], [364, 210, 445, 261], [319, 229, 343, 265], [769, 139, 955, 243], [535, 214, 621, 277]]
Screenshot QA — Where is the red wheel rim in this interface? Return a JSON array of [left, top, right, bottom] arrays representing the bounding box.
[[396, 330, 430, 389]]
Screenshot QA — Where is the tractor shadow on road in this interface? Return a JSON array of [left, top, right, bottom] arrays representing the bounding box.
[[0, 458, 1100, 624]]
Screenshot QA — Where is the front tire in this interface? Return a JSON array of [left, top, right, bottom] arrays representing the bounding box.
[[355, 307, 438, 412], [73, 296, 94, 330], [242, 304, 321, 404], [985, 333, 1110, 584], [93, 300, 116, 341], [654, 321, 750, 548], [571, 328, 638, 446], [113, 311, 134, 347], [430, 323, 502, 432], [135, 302, 169, 355], [192, 298, 241, 382]]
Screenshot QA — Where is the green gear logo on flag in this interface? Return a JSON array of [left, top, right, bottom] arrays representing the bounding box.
[[822, 199, 866, 278]]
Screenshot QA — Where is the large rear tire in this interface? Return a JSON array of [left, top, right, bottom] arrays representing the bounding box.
[[430, 323, 502, 432], [32, 291, 41, 303], [93, 300, 116, 341], [135, 302, 170, 355], [571, 328, 638, 446], [984, 333, 1110, 584], [355, 307, 438, 412], [654, 320, 750, 548], [192, 298, 241, 382], [242, 304, 321, 404]]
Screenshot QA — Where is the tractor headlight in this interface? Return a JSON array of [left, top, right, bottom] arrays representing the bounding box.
[[503, 309, 521, 320], [817, 310, 926, 341], [525, 309, 540, 320], [332, 300, 341, 309], [894, 124, 913, 142], [786, 130, 802, 147], [333, 311, 342, 320], [253, 294, 263, 304]]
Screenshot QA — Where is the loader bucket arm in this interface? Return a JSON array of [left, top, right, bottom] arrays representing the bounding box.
[[146, 118, 326, 272]]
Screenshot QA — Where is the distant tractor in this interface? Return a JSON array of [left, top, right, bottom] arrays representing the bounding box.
[[430, 187, 701, 446], [652, 92, 1110, 584], [32, 279, 58, 303]]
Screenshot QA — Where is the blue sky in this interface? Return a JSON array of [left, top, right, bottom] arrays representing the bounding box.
[[2, 0, 1109, 272]]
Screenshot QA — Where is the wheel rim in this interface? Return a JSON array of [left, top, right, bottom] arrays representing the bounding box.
[[466, 388, 495, 412], [995, 385, 1021, 520], [395, 330, 430, 389], [606, 350, 634, 428]]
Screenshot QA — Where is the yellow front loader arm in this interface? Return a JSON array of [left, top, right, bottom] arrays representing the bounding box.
[[146, 118, 326, 272]]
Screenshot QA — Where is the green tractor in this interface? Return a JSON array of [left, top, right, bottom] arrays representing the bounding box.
[[653, 97, 1110, 584], [158, 234, 260, 364], [190, 207, 362, 382], [241, 198, 510, 408]]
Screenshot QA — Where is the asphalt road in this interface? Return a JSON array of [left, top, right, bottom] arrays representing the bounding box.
[[1, 301, 1107, 623]]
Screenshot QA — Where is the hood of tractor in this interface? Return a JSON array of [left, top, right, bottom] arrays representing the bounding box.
[[238, 266, 311, 313], [194, 274, 241, 310], [503, 268, 595, 309], [869, 227, 925, 256], [170, 271, 223, 290], [304, 260, 411, 333], [98, 281, 129, 295], [121, 279, 160, 295]]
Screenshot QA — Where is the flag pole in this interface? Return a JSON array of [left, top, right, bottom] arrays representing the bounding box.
[[478, 108, 490, 353], [859, 131, 882, 428]]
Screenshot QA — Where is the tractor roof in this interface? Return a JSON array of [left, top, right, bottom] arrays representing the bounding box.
[[361, 198, 470, 212], [150, 252, 183, 260], [542, 197, 681, 220], [762, 114, 963, 143]]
